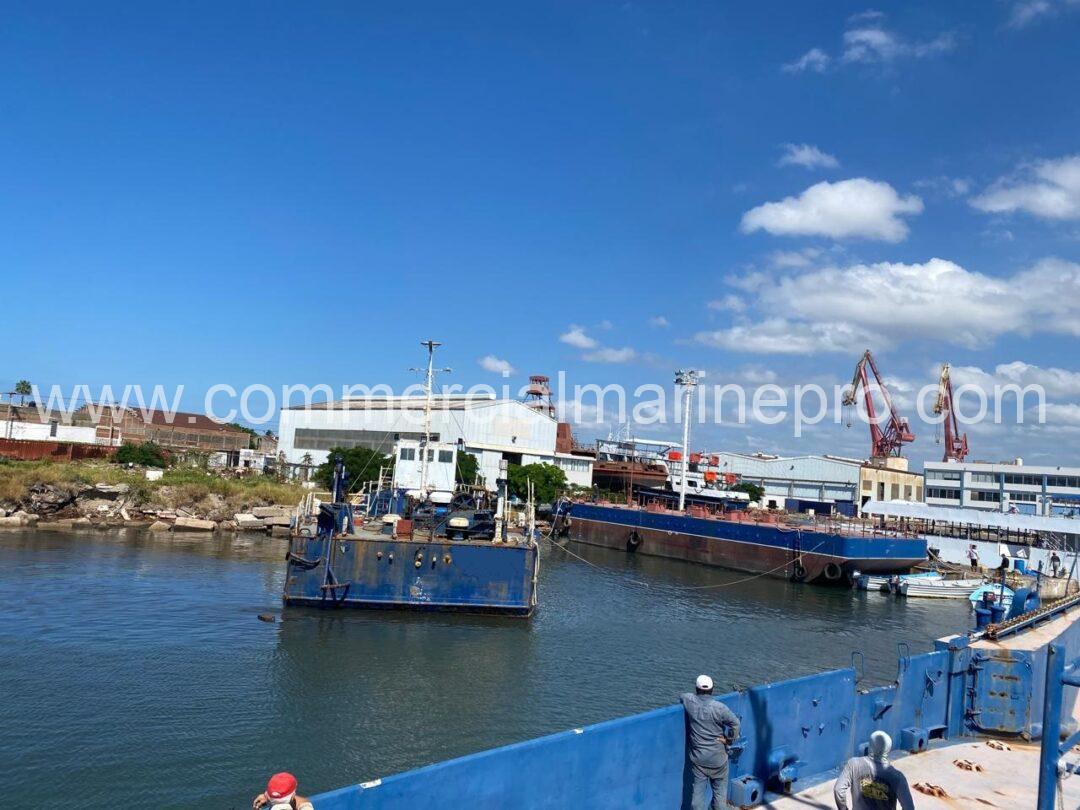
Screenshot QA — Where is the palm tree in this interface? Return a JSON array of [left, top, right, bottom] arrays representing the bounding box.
[[13, 380, 31, 406]]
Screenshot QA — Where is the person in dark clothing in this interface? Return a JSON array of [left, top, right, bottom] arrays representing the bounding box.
[[1051, 551, 1062, 577], [681, 675, 740, 810], [834, 731, 914, 810]]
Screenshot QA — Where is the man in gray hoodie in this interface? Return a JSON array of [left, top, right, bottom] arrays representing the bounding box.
[[834, 730, 914, 810], [681, 675, 741, 810]]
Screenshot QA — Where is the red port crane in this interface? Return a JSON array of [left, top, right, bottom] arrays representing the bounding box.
[[841, 349, 915, 459], [933, 362, 969, 462]]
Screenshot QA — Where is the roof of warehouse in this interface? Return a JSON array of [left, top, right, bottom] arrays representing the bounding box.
[[285, 394, 498, 410], [862, 499, 1080, 535]]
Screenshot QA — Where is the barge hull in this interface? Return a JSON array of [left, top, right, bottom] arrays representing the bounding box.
[[283, 535, 538, 616], [563, 503, 926, 583]]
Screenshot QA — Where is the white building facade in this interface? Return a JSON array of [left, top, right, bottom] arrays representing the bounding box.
[[710, 452, 862, 513], [278, 394, 592, 491], [924, 460, 1080, 517]]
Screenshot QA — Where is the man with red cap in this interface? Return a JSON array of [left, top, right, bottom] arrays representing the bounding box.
[[252, 772, 315, 810]]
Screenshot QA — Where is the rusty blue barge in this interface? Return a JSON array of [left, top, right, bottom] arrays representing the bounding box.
[[554, 500, 927, 585]]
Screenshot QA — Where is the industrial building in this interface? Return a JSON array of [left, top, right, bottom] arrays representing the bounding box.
[[924, 459, 1080, 517], [277, 390, 593, 491], [711, 451, 923, 515]]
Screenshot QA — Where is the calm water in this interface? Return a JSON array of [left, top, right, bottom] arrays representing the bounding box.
[[2, 529, 971, 808]]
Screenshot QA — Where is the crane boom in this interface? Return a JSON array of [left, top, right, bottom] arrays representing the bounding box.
[[933, 362, 969, 462], [841, 349, 915, 459]]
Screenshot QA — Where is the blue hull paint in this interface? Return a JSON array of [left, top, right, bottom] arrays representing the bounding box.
[[283, 535, 538, 616], [560, 502, 927, 582], [306, 607, 1080, 809]]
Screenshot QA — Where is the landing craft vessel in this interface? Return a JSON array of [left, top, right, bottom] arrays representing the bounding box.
[[281, 340, 539, 616]]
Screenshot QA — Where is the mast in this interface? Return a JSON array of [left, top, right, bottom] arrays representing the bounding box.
[[411, 340, 451, 497], [675, 369, 701, 511]]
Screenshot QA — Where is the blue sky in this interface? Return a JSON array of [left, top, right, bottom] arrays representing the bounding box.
[[2, 2, 1079, 466]]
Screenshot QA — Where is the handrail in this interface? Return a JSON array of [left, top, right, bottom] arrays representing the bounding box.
[[1037, 643, 1080, 809]]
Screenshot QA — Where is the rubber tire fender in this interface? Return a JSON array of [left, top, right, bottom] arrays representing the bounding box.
[[627, 530, 642, 552]]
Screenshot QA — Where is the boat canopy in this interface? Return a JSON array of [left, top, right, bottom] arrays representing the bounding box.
[[862, 499, 1080, 536]]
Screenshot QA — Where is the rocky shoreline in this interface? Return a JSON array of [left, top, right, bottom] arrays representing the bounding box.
[[0, 481, 296, 535]]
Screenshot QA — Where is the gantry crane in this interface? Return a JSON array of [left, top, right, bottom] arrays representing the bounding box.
[[933, 362, 969, 462], [841, 349, 915, 459]]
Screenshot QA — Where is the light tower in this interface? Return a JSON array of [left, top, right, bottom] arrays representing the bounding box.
[[675, 369, 701, 511]]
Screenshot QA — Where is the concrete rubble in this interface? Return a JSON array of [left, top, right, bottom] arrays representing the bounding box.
[[0, 481, 297, 537]]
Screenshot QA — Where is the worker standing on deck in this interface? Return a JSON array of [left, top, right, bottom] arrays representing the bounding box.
[[681, 674, 740, 810], [834, 731, 914, 810], [966, 544, 979, 571], [1051, 550, 1062, 577], [253, 772, 315, 810]]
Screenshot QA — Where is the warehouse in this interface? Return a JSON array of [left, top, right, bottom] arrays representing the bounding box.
[[712, 451, 923, 515], [277, 393, 593, 490]]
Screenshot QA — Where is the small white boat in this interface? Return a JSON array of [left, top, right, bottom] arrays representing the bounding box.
[[895, 578, 985, 599], [860, 571, 943, 592]]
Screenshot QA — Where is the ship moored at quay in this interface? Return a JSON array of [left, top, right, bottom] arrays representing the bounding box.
[[553, 499, 928, 585]]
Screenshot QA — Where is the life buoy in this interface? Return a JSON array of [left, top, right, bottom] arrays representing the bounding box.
[[627, 530, 642, 552], [823, 562, 843, 582]]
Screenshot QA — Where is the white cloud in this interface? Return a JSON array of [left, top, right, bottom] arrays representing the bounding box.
[[951, 361, 1080, 399], [970, 155, 1080, 221], [1006, 0, 1078, 28], [914, 175, 972, 198], [708, 294, 747, 313], [559, 325, 598, 349], [597, 319, 614, 330], [478, 355, 515, 375], [778, 143, 839, 170], [783, 48, 831, 74], [695, 257, 1080, 354], [582, 346, 637, 363], [769, 247, 823, 269], [842, 26, 955, 63], [648, 315, 669, 328], [695, 318, 875, 355], [740, 178, 923, 242]]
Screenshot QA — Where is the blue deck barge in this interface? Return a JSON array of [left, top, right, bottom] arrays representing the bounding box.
[[557, 501, 927, 584], [306, 596, 1080, 809], [283, 531, 538, 616]]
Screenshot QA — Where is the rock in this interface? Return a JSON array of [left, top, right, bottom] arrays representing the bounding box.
[[124, 520, 152, 528], [0, 516, 24, 527], [71, 517, 93, 527], [120, 507, 131, 521], [252, 506, 290, 518], [263, 515, 292, 527], [148, 520, 172, 532], [258, 613, 276, 623], [236, 516, 267, 532], [173, 517, 217, 531], [12, 511, 38, 526], [270, 525, 292, 538], [218, 520, 237, 532], [37, 520, 75, 531], [93, 483, 130, 497]]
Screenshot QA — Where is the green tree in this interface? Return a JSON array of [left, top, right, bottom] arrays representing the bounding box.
[[507, 462, 567, 504], [314, 446, 393, 490], [229, 423, 258, 449], [13, 380, 31, 405], [731, 481, 765, 503], [455, 451, 481, 486], [112, 441, 169, 468]]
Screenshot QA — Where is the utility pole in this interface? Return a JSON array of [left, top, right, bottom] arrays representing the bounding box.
[[675, 369, 701, 512], [410, 340, 451, 497]]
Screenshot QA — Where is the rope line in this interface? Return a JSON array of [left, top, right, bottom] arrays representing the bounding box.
[[544, 530, 828, 592]]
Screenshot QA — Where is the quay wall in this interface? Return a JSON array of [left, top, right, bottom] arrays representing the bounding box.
[[311, 609, 1080, 810]]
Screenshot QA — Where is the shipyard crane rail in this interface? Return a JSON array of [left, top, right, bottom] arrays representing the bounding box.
[[841, 349, 915, 459], [933, 361, 969, 462]]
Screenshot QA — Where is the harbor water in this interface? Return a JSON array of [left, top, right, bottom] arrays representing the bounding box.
[[2, 529, 971, 808]]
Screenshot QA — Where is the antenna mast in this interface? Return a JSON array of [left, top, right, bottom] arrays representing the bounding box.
[[410, 340, 451, 497]]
